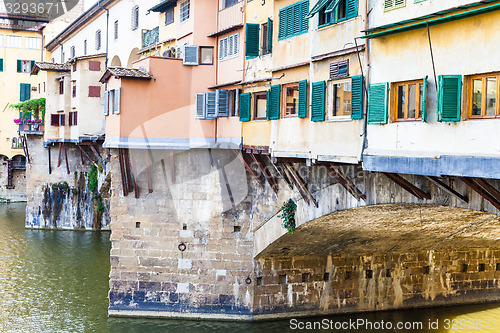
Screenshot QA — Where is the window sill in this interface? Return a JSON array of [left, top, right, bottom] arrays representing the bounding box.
[[326, 116, 351, 122], [466, 116, 500, 120], [393, 119, 422, 123], [253, 118, 268, 121], [317, 16, 357, 32]]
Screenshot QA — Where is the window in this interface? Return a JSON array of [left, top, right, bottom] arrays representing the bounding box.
[[17, 60, 34, 73], [70, 46, 75, 59], [278, 0, 309, 40], [95, 30, 101, 50], [69, 111, 78, 126], [25, 37, 40, 49], [393, 80, 424, 121], [84, 40, 87, 55], [72, 82, 76, 97], [329, 80, 351, 118], [219, 33, 239, 61], [89, 86, 101, 98], [6, 35, 22, 48], [180, 0, 190, 22], [384, 0, 406, 11], [50, 114, 65, 127], [330, 60, 349, 80], [89, 61, 101, 71], [468, 73, 500, 118], [165, 7, 174, 25], [283, 83, 300, 117], [59, 80, 64, 95], [224, 0, 238, 8], [318, 0, 358, 27], [228, 89, 240, 117], [20, 83, 31, 102], [199, 47, 214, 65], [261, 22, 270, 55], [253, 92, 267, 120], [114, 20, 119, 40], [131, 6, 139, 30]]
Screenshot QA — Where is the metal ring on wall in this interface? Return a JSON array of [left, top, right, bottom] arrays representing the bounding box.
[[245, 276, 252, 285], [178, 242, 186, 251]]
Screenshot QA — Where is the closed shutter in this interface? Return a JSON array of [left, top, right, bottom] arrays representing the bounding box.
[[351, 75, 363, 120], [311, 81, 326, 122], [73, 112, 78, 126], [195, 93, 206, 119], [114, 88, 121, 114], [367, 83, 389, 124], [267, 18, 273, 53], [384, 0, 405, 11], [59, 80, 64, 94], [346, 0, 358, 19], [205, 91, 217, 119], [30, 60, 35, 72], [25, 84, 31, 101], [69, 112, 73, 126], [60, 114, 66, 126], [0, 59, 3, 71], [183, 45, 199, 65], [269, 84, 281, 120], [437, 75, 461, 122], [279, 8, 286, 39], [299, 1, 309, 32], [104, 91, 109, 116], [245, 23, 260, 58], [17, 60, 22, 73], [239, 93, 251, 122], [51, 114, 59, 126], [298, 80, 307, 118], [219, 39, 224, 60], [72, 85, 76, 98], [20, 84, 25, 102], [421, 76, 428, 122], [216, 89, 229, 117], [233, 33, 239, 56]]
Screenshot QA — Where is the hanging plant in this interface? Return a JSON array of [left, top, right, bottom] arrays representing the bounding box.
[[278, 199, 297, 234]]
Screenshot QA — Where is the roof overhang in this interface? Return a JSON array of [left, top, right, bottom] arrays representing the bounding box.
[[147, 0, 177, 13]]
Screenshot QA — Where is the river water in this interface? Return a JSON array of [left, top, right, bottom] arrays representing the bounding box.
[[1, 203, 500, 332]]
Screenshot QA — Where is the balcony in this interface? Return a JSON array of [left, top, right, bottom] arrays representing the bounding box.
[[142, 27, 159, 48], [16, 119, 44, 135], [212, 1, 244, 36]]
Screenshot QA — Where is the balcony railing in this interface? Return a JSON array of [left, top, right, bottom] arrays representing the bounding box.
[[142, 27, 159, 48], [18, 122, 44, 134], [218, 1, 244, 32]]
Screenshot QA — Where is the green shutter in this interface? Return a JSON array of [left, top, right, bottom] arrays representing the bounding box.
[[351, 75, 363, 120], [30, 60, 35, 72], [26, 84, 31, 101], [279, 8, 286, 39], [267, 18, 273, 53], [300, 0, 309, 32], [367, 83, 389, 124], [266, 90, 271, 120], [239, 93, 251, 122], [311, 81, 326, 122], [20, 84, 30, 101], [245, 23, 260, 59], [298, 80, 307, 118], [269, 85, 281, 120], [421, 76, 428, 122], [20, 84, 25, 102], [279, 0, 309, 40], [17, 60, 22, 73], [346, 0, 359, 19], [0, 59, 3, 72], [437, 75, 461, 122]]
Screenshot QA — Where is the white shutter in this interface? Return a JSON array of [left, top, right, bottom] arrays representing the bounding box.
[[216, 90, 229, 117], [205, 91, 217, 119], [233, 33, 239, 56], [228, 35, 233, 57], [183, 45, 199, 65], [219, 39, 224, 60], [235, 88, 240, 116], [114, 88, 121, 114], [195, 93, 206, 119], [104, 91, 109, 115]]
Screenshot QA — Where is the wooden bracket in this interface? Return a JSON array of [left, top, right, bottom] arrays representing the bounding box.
[[328, 163, 366, 201], [235, 150, 265, 189], [48, 146, 52, 175], [284, 163, 318, 207], [118, 148, 129, 197], [425, 176, 468, 203], [129, 150, 139, 198], [250, 153, 279, 195], [64, 144, 70, 174], [384, 173, 431, 200], [57, 142, 62, 167], [460, 177, 500, 211]]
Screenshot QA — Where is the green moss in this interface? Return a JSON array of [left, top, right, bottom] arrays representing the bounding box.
[[88, 165, 98, 193]]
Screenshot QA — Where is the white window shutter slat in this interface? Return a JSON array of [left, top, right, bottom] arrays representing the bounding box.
[[234, 33, 239, 56], [195, 93, 206, 119], [183, 45, 199, 65], [219, 39, 224, 60], [114, 88, 121, 114], [104, 91, 109, 115], [235, 88, 240, 116], [216, 90, 229, 117], [205, 91, 217, 119]]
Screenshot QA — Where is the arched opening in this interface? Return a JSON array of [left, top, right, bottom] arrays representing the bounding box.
[[110, 55, 122, 67], [12, 155, 26, 170], [127, 48, 140, 67]]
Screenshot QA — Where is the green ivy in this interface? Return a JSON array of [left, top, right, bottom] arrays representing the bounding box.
[[88, 165, 98, 193], [278, 199, 297, 234], [10, 98, 46, 120], [96, 195, 105, 213], [51, 182, 69, 194]]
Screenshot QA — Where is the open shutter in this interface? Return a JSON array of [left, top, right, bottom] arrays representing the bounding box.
[[437, 75, 461, 122], [30, 60, 35, 72], [311, 81, 326, 122], [245, 23, 260, 59], [278, 8, 286, 39], [0, 59, 3, 71], [351, 75, 363, 120], [269, 85, 281, 120], [367, 83, 389, 124], [51, 114, 59, 126], [421, 76, 428, 122], [205, 91, 217, 119], [195, 93, 206, 119], [25, 84, 31, 101], [183, 46, 199, 65], [235, 88, 240, 116], [114, 88, 121, 114], [216, 89, 229, 117], [300, 0, 309, 33], [20, 84, 25, 102], [267, 18, 273, 53], [326, 0, 342, 13], [104, 91, 109, 115], [239, 93, 251, 122], [17, 60, 22, 73], [266, 90, 271, 119], [298, 80, 307, 118], [69, 112, 73, 126], [308, 0, 331, 18], [346, 0, 358, 19]]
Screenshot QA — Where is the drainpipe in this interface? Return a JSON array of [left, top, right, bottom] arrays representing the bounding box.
[[97, 0, 109, 68], [359, 0, 370, 162]]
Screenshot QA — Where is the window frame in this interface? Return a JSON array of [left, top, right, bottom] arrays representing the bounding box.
[[224, 0, 239, 9], [131, 6, 139, 30], [219, 32, 239, 61], [253, 91, 268, 120], [199, 46, 214, 65], [392, 79, 424, 122], [261, 22, 270, 55], [180, 0, 190, 23], [467, 72, 500, 119], [95, 30, 101, 50], [114, 20, 119, 40], [165, 7, 174, 25], [328, 78, 352, 120], [282, 82, 300, 118]]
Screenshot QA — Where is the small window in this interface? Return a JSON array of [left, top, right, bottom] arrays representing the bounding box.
[[131, 6, 139, 30], [460, 264, 468, 273], [83, 40, 87, 55], [18, 60, 33, 73], [329, 80, 351, 118], [365, 270, 373, 279], [219, 33, 239, 61], [256, 276, 263, 286], [114, 20, 119, 40], [165, 7, 174, 25], [283, 83, 300, 117], [225, 0, 238, 8], [180, 0, 190, 22], [301, 273, 310, 283], [384, 0, 406, 11], [95, 30, 101, 50], [59, 79, 64, 95], [261, 22, 269, 55], [318, 6, 335, 26], [199, 47, 213, 65], [468, 73, 500, 119], [393, 80, 424, 121], [69, 111, 78, 126], [479, 263, 486, 272], [253, 92, 267, 120], [89, 86, 101, 98], [228, 89, 240, 117], [323, 273, 330, 281], [70, 46, 75, 59], [72, 82, 76, 97]]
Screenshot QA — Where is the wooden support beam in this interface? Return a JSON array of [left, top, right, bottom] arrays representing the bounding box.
[[285, 163, 318, 207], [250, 153, 278, 195], [129, 150, 139, 198], [273, 162, 293, 190], [460, 177, 500, 211], [24, 134, 31, 164], [57, 142, 62, 167], [328, 164, 366, 201], [124, 149, 134, 193], [145, 150, 153, 194], [79, 147, 84, 165], [64, 144, 70, 174], [170, 150, 175, 184], [282, 164, 309, 205], [425, 176, 468, 203], [473, 178, 500, 204], [90, 145, 103, 167], [48, 146, 52, 175], [78, 145, 94, 165], [383, 173, 431, 200], [118, 149, 129, 197], [235, 150, 265, 189]]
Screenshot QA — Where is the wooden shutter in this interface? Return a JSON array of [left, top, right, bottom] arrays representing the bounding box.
[[51, 114, 59, 126], [0, 59, 3, 71], [239, 93, 251, 122], [205, 91, 217, 118], [298, 80, 307, 118], [60, 114, 66, 126], [245, 23, 260, 58], [311, 81, 326, 122], [437, 75, 461, 122], [17, 60, 22, 73], [267, 18, 273, 53], [269, 84, 281, 120], [219, 39, 224, 60], [25, 84, 31, 101], [351, 75, 364, 120], [89, 61, 101, 71], [114, 88, 121, 114], [346, 0, 358, 19], [235, 88, 240, 116], [421, 76, 428, 122], [104, 91, 109, 115], [367, 83, 389, 124], [299, 1, 309, 33], [183, 46, 199, 65], [330, 60, 349, 80], [59, 80, 64, 94], [384, 0, 405, 11], [20, 84, 25, 102], [195, 93, 206, 119], [216, 90, 229, 117], [278, 8, 286, 39], [89, 86, 101, 97], [72, 62, 77, 72], [266, 90, 271, 120], [73, 112, 78, 126], [72, 85, 77, 98], [69, 112, 73, 126]]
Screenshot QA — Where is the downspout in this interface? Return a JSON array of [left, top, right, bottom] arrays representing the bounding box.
[[359, 0, 370, 162], [215, 0, 220, 144], [97, 0, 109, 68]]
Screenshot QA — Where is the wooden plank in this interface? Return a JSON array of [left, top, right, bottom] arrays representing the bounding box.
[[79, 147, 84, 165], [57, 142, 62, 167], [78, 145, 94, 164], [473, 178, 500, 204], [329, 164, 366, 200], [328, 164, 366, 201], [118, 149, 129, 197], [460, 177, 500, 211], [22, 134, 31, 164], [235, 150, 265, 189], [425, 176, 468, 203], [250, 153, 278, 195], [283, 163, 310, 205], [124, 149, 133, 193], [285, 163, 318, 207], [64, 144, 70, 174], [90, 145, 104, 167], [48, 146, 52, 175], [384, 173, 431, 200], [272, 162, 293, 190]]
